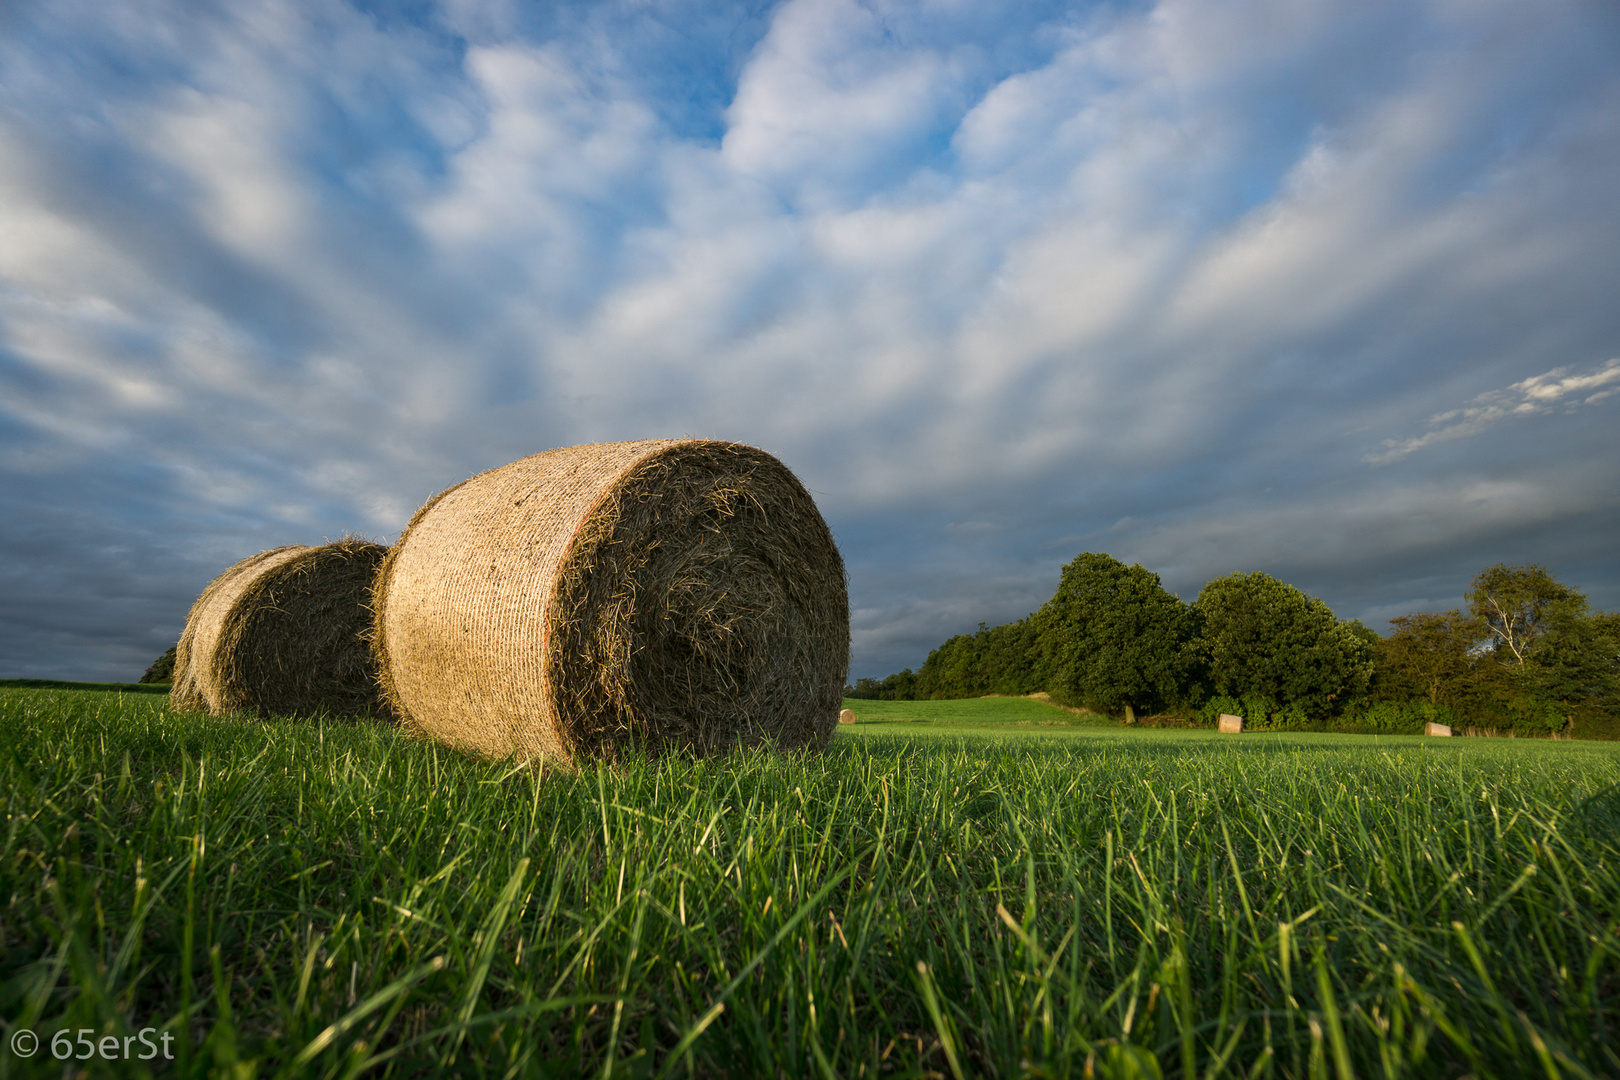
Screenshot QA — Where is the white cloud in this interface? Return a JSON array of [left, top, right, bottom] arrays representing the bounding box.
[[1368, 357, 1620, 463], [722, 0, 967, 206]]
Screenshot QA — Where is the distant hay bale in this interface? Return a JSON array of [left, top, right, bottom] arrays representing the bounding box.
[[1425, 721, 1453, 737], [839, 709, 857, 725], [171, 546, 306, 712], [170, 540, 391, 720], [1218, 713, 1244, 734], [373, 439, 849, 763]]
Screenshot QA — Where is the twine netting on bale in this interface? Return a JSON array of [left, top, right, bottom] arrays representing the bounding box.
[[373, 439, 849, 763], [170, 540, 392, 720]]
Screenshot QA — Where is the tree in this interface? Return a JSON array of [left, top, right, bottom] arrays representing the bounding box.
[[1195, 571, 1372, 719], [1462, 563, 1620, 732], [1522, 607, 1620, 713], [915, 618, 1041, 699], [1466, 563, 1585, 665], [140, 645, 178, 684], [1035, 552, 1199, 718], [845, 669, 920, 701], [1376, 610, 1485, 709], [848, 617, 1042, 702]]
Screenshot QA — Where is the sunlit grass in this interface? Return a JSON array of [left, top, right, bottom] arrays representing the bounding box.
[[838, 695, 1111, 728], [3, 686, 1618, 1078]]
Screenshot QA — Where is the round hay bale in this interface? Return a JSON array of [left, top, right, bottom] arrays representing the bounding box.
[[373, 439, 849, 762], [170, 539, 392, 719], [839, 709, 858, 725], [171, 546, 308, 712]]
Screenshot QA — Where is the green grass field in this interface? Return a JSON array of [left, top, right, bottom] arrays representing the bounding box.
[[838, 696, 1115, 733], [0, 678, 171, 695], [3, 685, 1618, 1078]]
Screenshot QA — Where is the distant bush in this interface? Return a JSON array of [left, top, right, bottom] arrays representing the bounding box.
[[1462, 681, 1568, 736], [140, 645, 177, 684], [1336, 700, 1458, 735], [1195, 694, 1311, 731], [1197, 694, 1259, 728]]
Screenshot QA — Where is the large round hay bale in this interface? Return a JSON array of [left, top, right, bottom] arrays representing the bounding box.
[[373, 439, 849, 762], [170, 539, 391, 719]]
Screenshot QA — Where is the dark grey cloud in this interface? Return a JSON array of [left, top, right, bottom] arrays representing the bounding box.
[[2, 0, 1618, 681]]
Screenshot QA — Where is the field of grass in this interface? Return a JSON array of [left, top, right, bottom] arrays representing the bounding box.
[[842, 702, 1108, 725], [839, 696, 1113, 732], [0, 679, 171, 695], [3, 685, 1619, 1078]]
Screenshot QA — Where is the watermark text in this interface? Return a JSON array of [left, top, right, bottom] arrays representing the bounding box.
[[9, 1027, 175, 1061]]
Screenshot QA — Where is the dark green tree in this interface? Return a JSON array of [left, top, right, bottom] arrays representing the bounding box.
[[915, 617, 1041, 699], [1375, 610, 1485, 709], [1194, 571, 1372, 719], [140, 644, 178, 684], [1035, 552, 1198, 718], [1525, 609, 1620, 710], [844, 669, 920, 701]]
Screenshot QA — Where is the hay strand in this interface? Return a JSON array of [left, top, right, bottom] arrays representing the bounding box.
[[373, 439, 849, 763]]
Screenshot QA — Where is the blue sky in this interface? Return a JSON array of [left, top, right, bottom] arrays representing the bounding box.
[[3, 0, 1619, 681]]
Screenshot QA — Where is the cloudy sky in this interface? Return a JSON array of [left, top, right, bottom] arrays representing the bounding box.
[[3, 0, 1618, 682]]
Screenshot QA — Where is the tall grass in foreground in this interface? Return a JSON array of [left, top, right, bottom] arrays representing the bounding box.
[[2, 688, 1618, 1079]]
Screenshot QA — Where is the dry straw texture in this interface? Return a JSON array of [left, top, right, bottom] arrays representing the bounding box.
[[170, 540, 392, 720], [373, 439, 849, 763]]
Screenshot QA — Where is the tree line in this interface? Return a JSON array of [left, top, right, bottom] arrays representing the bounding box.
[[847, 554, 1620, 737]]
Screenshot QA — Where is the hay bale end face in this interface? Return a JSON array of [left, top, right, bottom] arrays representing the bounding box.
[[1218, 713, 1244, 734], [839, 709, 857, 725], [373, 439, 850, 763], [171, 540, 392, 720]]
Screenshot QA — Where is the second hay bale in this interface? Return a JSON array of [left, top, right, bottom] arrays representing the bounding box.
[[171, 539, 391, 719], [373, 439, 850, 762]]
